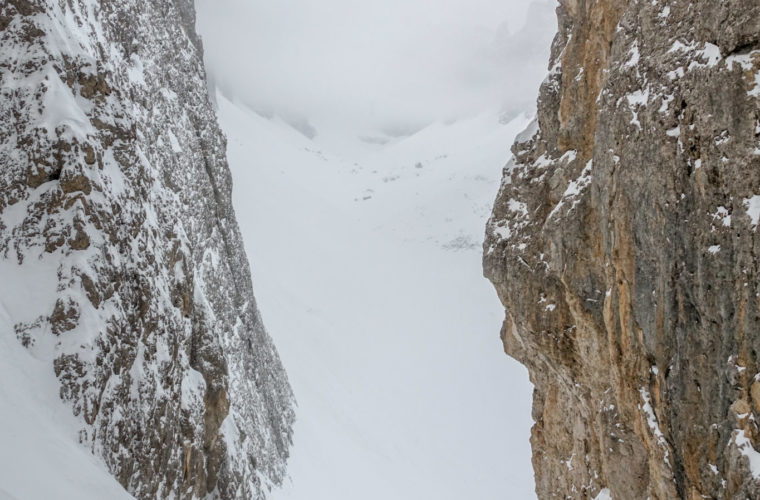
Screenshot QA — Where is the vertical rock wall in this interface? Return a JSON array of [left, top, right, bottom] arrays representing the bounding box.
[[484, 1, 760, 498], [0, 0, 294, 498]]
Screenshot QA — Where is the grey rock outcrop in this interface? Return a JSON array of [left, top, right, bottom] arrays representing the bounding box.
[[484, 1, 760, 498], [0, 0, 294, 498]]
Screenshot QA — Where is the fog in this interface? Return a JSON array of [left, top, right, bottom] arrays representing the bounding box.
[[196, 0, 557, 139]]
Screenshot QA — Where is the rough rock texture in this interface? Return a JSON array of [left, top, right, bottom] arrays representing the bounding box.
[[0, 1, 294, 498], [484, 1, 760, 498]]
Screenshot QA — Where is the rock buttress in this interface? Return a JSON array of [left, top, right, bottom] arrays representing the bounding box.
[[484, 1, 760, 498], [0, 0, 294, 498]]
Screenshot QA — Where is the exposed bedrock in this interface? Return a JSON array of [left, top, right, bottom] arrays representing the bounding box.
[[484, 1, 760, 498]]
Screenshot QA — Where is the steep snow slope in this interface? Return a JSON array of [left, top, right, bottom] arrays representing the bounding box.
[[218, 94, 536, 499], [0, 323, 133, 500]]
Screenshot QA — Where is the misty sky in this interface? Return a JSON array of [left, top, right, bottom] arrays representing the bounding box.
[[196, 0, 556, 138]]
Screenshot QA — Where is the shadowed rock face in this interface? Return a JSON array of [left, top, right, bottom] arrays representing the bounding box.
[[0, 0, 294, 498], [484, 1, 760, 498]]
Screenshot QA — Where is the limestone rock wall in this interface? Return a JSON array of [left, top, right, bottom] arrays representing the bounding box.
[[484, 1, 760, 498], [0, 1, 294, 498]]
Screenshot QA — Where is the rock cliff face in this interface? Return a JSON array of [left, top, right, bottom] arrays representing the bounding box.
[[0, 0, 294, 498], [484, 1, 760, 498]]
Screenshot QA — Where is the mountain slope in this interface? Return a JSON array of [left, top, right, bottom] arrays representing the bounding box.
[[484, 1, 760, 498], [217, 93, 537, 499], [0, 1, 293, 498], [0, 328, 134, 500]]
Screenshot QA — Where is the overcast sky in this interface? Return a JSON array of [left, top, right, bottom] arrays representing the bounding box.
[[195, 0, 556, 137]]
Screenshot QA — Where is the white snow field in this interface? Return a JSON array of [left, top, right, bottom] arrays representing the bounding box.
[[219, 92, 537, 500]]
